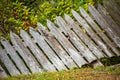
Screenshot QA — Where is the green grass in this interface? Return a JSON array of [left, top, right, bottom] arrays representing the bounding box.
[[1, 66, 120, 80]]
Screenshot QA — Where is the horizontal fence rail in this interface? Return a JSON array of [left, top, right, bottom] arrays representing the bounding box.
[[0, 3, 120, 78]]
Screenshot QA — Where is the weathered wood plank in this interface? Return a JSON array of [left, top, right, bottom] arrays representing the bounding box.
[[56, 16, 97, 63], [72, 9, 114, 57], [20, 30, 56, 72], [65, 14, 104, 58], [37, 23, 77, 69], [97, 4, 120, 36], [79, 7, 119, 56], [0, 47, 20, 76], [80, 6, 120, 56], [103, 0, 120, 26], [47, 20, 87, 67], [10, 32, 43, 73], [29, 28, 67, 71], [0, 39, 30, 74], [0, 65, 7, 78], [109, 0, 120, 16], [89, 5, 120, 48]]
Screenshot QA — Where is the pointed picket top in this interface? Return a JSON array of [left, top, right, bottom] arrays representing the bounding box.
[[64, 13, 80, 29], [56, 16, 70, 35], [79, 7, 86, 15], [37, 22, 47, 30], [20, 29, 26, 34], [47, 20, 54, 28], [10, 32, 19, 40], [64, 13, 74, 25], [37, 22, 49, 36], [72, 9, 88, 27], [38, 23, 55, 40], [29, 27, 36, 31], [47, 20, 57, 32], [71, 10, 80, 21], [29, 27, 44, 40], [20, 29, 31, 42], [37, 23, 47, 35], [47, 19, 66, 36], [56, 16, 66, 27]]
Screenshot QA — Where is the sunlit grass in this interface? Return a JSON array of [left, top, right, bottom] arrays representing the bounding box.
[[1, 66, 120, 80]]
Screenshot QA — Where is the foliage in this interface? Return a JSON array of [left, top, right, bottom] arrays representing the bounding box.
[[38, 0, 94, 25], [1, 67, 120, 80], [0, 0, 94, 39], [100, 57, 120, 66], [0, 0, 12, 38], [0, 0, 38, 39], [9, 1, 38, 31]]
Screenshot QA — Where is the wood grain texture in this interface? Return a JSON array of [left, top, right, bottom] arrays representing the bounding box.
[[56, 16, 97, 63], [103, 0, 120, 27], [73, 9, 113, 57], [65, 14, 104, 58], [20, 29, 56, 72], [37, 23, 77, 69], [89, 5, 120, 49], [0, 3, 120, 77], [79, 7, 119, 56], [47, 20, 87, 67], [10, 32, 43, 73], [0, 47, 20, 76], [29, 28, 67, 71], [0, 38, 30, 74], [97, 4, 120, 36]]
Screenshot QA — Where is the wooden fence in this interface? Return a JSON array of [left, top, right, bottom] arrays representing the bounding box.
[[0, 2, 120, 78]]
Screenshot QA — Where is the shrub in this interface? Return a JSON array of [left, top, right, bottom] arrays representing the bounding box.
[[38, 0, 94, 25], [0, 0, 94, 39], [0, 0, 38, 39], [0, 0, 12, 38]]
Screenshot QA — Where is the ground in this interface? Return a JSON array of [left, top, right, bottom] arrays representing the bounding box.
[[1, 66, 120, 80]]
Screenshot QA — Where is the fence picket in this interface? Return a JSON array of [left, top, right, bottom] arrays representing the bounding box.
[[0, 3, 120, 77], [97, 4, 120, 36], [10, 33, 43, 73], [73, 9, 113, 57], [47, 20, 87, 67], [79, 7, 117, 57], [65, 14, 104, 58], [0, 38, 30, 74], [0, 47, 20, 76], [89, 5, 120, 48], [37, 24, 77, 69], [80, 5, 120, 56], [103, 0, 120, 26], [29, 28, 67, 71], [56, 16, 97, 63], [20, 30, 56, 72]]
